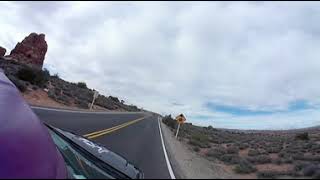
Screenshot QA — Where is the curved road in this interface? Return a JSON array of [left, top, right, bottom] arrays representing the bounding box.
[[32, 107, 172, 179]]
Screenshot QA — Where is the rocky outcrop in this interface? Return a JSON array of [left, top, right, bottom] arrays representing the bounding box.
[[0, 46, 6, 57], [9, 33, 47, 68]]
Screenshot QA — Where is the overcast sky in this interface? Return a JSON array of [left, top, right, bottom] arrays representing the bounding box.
[[1, 1, 320, 130]]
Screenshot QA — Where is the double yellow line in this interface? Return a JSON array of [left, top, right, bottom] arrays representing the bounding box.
[[83, 116, 146, 139]]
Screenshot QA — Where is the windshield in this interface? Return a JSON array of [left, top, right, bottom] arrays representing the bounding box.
[[48, 127, 114, 179]]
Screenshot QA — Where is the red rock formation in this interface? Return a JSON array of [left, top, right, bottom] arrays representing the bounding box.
[[9, 33, 47, 68], [0, 46, 6, 57]]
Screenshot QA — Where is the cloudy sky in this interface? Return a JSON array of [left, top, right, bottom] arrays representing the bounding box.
[[1, 1, 320, 130]]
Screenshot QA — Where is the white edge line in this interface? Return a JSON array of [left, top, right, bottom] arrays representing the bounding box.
[[158, 116, 176, 179], [30, 106, 145, 115]]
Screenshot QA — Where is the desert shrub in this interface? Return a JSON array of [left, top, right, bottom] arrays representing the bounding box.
[[189, 139, 206, 148], [295, 132, 309, 141], [17, 67, 36, 81], [272, 158, 282, 165], [77, 82, 87, 89], [189, 132, 210, 148], [77, 101, 88, 109], [52, 73, 59, 79], [292, 153, 305, 161], [282, 157, 293, 164], [226, 146, 239, 154], [302, 164, 320, 177], [63, 90, 72, 97], [266, 146, 282, 153], [278, 151, 286, 158], [258, 170, 299, 179], [234, 159, 257, 174], [193, 147, 200, 152], [209, 136, 223, 144], [257, 171, 280, 179], [43, 68, 50, 76], [303, 142, 313, 149], [206, 147, 226, 158], [220, 154, 241, 164], [248, 149, 260, 157], [162, 115, 177, 129], [109, 96, 120, 103], [239, 143, 249, 150], [17, 66, 49, 87], [247, 155, 271, 164], [7, 75, 27, 92], [311, 144, 320, 152], [294, 154, 320, 161], [294, 161, 310, 172], [48, 90, 56, 99]]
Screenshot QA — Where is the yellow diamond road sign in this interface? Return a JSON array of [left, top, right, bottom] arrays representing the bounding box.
[[176, 114, 186, 124]]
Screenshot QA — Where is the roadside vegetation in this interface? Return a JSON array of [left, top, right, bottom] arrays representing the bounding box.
[[1, 60, 141, 112], [163, 115, 320, 179]]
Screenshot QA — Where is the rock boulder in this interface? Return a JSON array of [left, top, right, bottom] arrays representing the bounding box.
[[9, 33, 47, 68]]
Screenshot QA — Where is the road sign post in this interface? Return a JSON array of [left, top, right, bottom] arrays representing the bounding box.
[[175, 123, 181, 138], [175, 114, 186, 139], [90, 90, 99, 110]]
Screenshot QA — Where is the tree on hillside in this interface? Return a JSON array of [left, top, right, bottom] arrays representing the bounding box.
[[77, 82, 87, 89]]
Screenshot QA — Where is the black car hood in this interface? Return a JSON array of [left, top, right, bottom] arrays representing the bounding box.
[[52, 126, 143, 179]]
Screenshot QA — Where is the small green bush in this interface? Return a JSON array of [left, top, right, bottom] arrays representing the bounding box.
[[247, 155, 271, 164], [220, 154, 241, 164], [162, 115, 177, 129], [17, 66, 49, 87], [206, 147, 226, 158], [234, 159, 256, 174], [193, 147, 200, 152], [52, 73, 59, 79], [257, 170, 280, 179], [8, 75, 27, 92], [77, 82, 87, 89], [248, 149, 260, 156], [226, 146, 239, 154], [295, 132, 309, 141]]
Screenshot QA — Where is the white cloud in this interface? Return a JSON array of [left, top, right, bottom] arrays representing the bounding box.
[[1, 1, 320, 129]]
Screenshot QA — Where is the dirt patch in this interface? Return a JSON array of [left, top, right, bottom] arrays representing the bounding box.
[[256, 164, 293, 172], [22, 88, 111, 111], [22, 89, 70, 108], [239, 149, 249, 157]]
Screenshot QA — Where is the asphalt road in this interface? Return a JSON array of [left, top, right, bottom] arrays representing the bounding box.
[[32, 107, 172, 179]]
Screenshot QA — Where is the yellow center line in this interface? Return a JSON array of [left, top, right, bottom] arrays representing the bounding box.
[[84, 120, 135, 137], [83, 116, 147, 139]]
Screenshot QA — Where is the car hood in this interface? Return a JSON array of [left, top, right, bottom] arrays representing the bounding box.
[[52, 126, 143, 179]]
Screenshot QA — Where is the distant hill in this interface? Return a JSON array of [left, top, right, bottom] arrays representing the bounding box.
[[0, 32, 141, 112]]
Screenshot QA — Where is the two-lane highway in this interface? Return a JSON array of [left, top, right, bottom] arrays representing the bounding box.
[[32, 107, 173, 179]]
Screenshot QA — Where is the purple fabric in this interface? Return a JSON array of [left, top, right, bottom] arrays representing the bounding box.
[[0, 71, 67, 178]]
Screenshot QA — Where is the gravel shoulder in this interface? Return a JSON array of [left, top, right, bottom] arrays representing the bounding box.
[[160, 121, 235, 179]]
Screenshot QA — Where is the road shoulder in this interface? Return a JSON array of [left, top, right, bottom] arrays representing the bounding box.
[[160, 120, 234, 179]]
